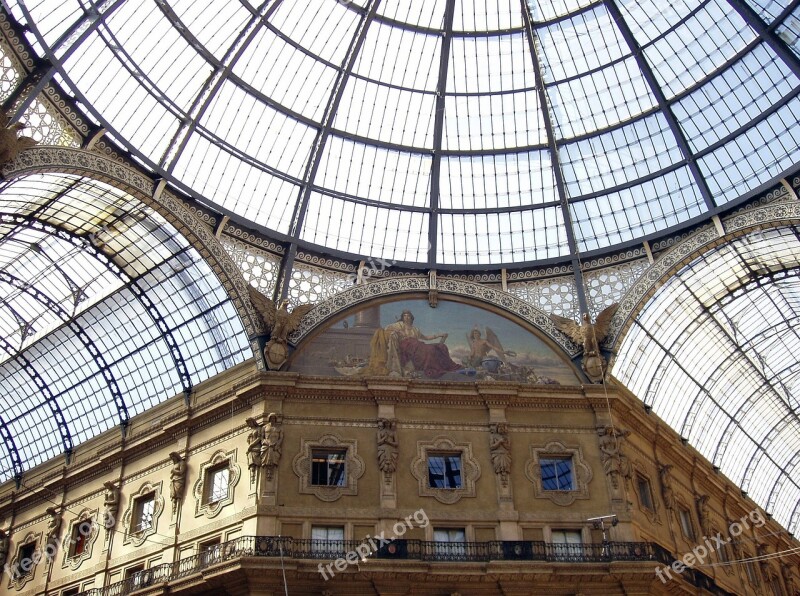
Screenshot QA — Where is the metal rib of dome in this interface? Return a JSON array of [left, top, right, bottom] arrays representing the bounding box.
[[5, 0, 799, 267]]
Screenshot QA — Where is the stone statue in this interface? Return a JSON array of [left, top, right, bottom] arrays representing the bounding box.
[[757, 543, 771, 577], [247, 287, 313, 370], [45, 507, 61, 547], [246, 414, 283, 483], [246, 417, 264, 484], [489, 423, 511, 485], [781, 563, 795, 594], [376, 418, 398, 475], [696, 494, 711, 536], [597, 425, 631, 489], [0, 529, 8, 567], [169, 451, 186, 513], [261, 413, 283, 480], [0, 112, 36, 166], [551, 303, 618, 382], [103, 481, 119, 530], [659, 464, 675, 509]]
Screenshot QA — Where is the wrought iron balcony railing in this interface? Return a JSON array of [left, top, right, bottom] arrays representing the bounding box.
[[73, 537, 673, 596]]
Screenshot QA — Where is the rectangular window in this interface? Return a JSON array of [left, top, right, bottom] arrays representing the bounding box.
[[311, 526, 344, 554], [69, 521, 89, 557], [679, 508, 695, 539], [428, 454, 462, 489], [433, 528, 466, 557], [206, 465, 230, 503], [636, 474, 654, 510], [62, 589, 80, 596], [551, 529, 583, 561], [540, 457, 574, 491], [133, 494, 155, 532], [125, 563, 146, 590], [17, 542, 36, 576], [311, 450, 346, 486], [199, 538, 221, 566]]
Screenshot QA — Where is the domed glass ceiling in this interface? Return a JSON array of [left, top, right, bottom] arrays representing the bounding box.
[[6, 0, 800, 266]]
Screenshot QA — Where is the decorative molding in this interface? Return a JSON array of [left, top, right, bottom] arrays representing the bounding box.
[[290, 278, 580, 356], [7, 531, 40, 591], [61, 508, 100, 571], [410, 436, 481, 505], [121, 481, 164, 547], [292, 434, 365, 502], [526, 441, 593, 506], [192, 449, 241, 519]]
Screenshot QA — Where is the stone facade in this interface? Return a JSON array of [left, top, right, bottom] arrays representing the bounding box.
[[0, 360, 797, 596]]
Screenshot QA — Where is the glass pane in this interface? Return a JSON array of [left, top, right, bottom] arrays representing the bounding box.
[[428, 454, 462, 489], [540, 457, 574, 490]]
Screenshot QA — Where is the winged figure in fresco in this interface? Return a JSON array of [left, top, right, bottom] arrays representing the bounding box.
[[0, 112, 36, 166], [248, 286, 314, 370], [550, 303, 618, 382], [467, 326, 517, 370]]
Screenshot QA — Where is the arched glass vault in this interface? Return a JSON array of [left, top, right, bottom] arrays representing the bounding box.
[[614, 225, 800, 535], [0, 173, 251, 480]]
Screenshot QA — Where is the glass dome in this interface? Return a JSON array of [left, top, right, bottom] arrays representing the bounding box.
[[6, 0, 799, 266], [2, 0, 800, 536]]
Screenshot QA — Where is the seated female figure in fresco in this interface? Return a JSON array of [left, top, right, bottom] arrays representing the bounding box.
[[365, 310, 461, 378]]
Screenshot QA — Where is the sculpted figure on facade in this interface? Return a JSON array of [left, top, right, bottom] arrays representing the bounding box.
[[261, 413, 283, 480], [169, 451, 186, 513], [598, 425, 631, 489], [376, 418, 398, 476], [45, 506, 61, 547], [103, 481, 119, 534], [659, 463, 675, 509], [247, 414, 283, 483], [696, 494, 712, 536], [489, 422, 512, 485], [551, 303, 618, 382]]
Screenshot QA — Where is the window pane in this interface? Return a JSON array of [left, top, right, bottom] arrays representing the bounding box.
[[540, 457, 574, 490], [637, 475, 654, 509], [209, 468, 229, 502], [135, 495, 155, 531], [428, 454, 462, 488], [679, 509, 694, 539], [311, 450, 347, 486], [551, 529, 583, 560], [433, 528, 466, 557]]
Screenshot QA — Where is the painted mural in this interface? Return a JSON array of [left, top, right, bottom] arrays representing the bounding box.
[[289, 298, 580, 385]]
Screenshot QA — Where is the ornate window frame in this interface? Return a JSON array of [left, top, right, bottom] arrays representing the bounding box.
[[292, 434, 364, 502], [192, 449, 241, 518], [61, 509, 100, 570], [122, 482, 165, 547], [7, 531, 40, 591], [526, 441, 592, 506], [631, 462, 660, 524], [411, 436, 480, 504]]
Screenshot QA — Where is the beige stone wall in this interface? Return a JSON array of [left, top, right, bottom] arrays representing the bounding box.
[[0, 362, 797, 595]]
